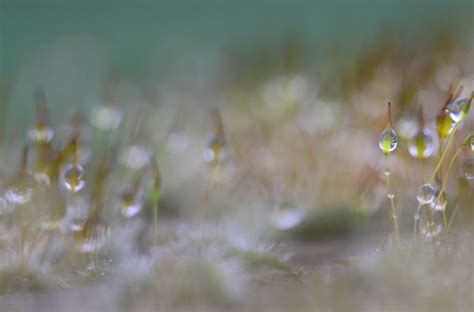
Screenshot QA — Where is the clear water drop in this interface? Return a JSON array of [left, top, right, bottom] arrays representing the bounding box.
[[408, 129, 434, 159], [419, 204, 443, 240], [27, 125, 54, 144], [90, 105, 123, 130], [384, 168, 390, 176], [4, 176, 35, 205], [119, 189, 143, 218], [416, 184, 436, 205], [60, 164, 85, 193], [387, 192, 395, 199], [435, 110, 455, 138], [434, 193, 447, 212], [119, 145, 150, 169], [447, 97, 469, 123], [203, 135, 228, 163], [461, 157, 474, 180], [271, 207, 305, 230], [378, 128, 398, 154]]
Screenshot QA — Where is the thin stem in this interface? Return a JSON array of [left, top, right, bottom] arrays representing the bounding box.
[[413, 204, 422, 237], [385, 155, 400, 246], [428, 122, 460, 184], [447, 203, 460, 232]]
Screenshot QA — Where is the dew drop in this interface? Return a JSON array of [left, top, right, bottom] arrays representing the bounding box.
[[60, 164, 85, 193], [90, 105, 123, 130], [419, 204, 443, 240], [271, 207, 305, 230], [408, 129, 434, 159], [119, 189, 143, 218], [434, 193, 447, 212], [384, 168, 390, 176], [27, 125, 54, 144], [203, 135, 228, 163], [461, 157, 474, 180], [4, 176, 35, 205], [119, 145, 150, 169], [416, 184, 435, 205], [387, 192, 395, 199], [447, 97, 470, 123], [378, 128, 398, 154], [435, 110, 456, 138]]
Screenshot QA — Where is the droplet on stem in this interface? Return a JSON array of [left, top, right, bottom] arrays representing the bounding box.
[[416, 184, 436, 205], [60, 163, 85, 193]]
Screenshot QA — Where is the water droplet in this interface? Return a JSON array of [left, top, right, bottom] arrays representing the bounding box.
[[384, 168, 390, 176], [60, 164, 85, 193], [203, 135, 228, 163], [75, 224, 109, 253], [90, 105, 123, 130], [414, 213, 420, 221], [447, 97, 470, 123], [416, 184, 435, 205], [418, 204, 443, 240], [119, 189, 143, 218], [434, 193, 447, 212], [119, 145, 150, 169], [435, 110, 455, 138], [378, 128, 398, 154], [271, 207, 305, 230], [461, 157, 474, 180], [4, 175, 35, 205], [408, 129, 434, 159], [27, 125, 54, 144], [387, 192, 395, 199]]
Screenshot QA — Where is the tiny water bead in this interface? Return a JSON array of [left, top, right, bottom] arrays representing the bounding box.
[[60, 164, 85, 193], [119, 145, 151, 169], [435, 110, 455, 138], [90, 105, 123, 130], [203, 135, 228, 163], [119, 189, 144, 218], [416, 184, 436, 205], [27, 125, 54, 144], [378, 128, 398, 154], [461, 157, 474, 180], [408, 130, 434, 159], [384, 168, 390, 176], [387, 191, 395, 199], [419, 205, 444, 240]]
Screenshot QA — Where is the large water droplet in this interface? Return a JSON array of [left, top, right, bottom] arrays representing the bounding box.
[[4, 176, 36, 205], [27, 125, 54, 144], [203, 135, 228, 163], [119, 189, 143, 218], [90, 105, 123, 130], [435, 110, 455, 138], [416, 184, 436, 205], [271, 207, 305, 230], [378, 128, 398, 154], [60, 164, 85, 193], [119, 145, 150, 169], [447, 97, 470, 123], [408, 129, 434, 159], [461, 157, 474, 180]]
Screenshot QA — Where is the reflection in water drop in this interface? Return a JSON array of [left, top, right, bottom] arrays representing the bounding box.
[[419, 204, 443, 241], [408, 129, 434, 159], [447, 97, 470, 123], [4, 176, 35, 205], [203, 135, 228, 163]]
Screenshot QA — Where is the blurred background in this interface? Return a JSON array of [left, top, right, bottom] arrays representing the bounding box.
[[0, 0, 473, 311]]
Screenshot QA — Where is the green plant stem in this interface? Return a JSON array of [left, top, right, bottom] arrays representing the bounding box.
[[428, 122, 460, 184], [385, 155, 400, 246]]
